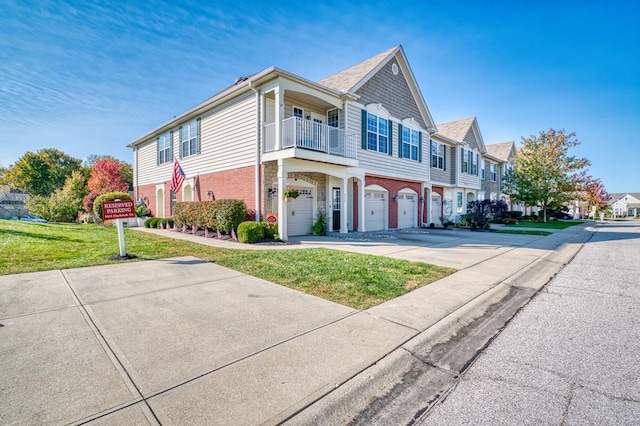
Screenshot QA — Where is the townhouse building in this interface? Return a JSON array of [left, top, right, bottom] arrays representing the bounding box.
[[128, 46, 518, 239]]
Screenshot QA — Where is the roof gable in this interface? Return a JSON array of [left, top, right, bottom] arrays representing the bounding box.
[[318, 45, 435, 129], [486, 141, 516, 161], [436, 117, 487, 152]]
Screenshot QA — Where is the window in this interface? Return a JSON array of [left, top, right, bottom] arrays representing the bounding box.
[[471, 153, 478, 176], [431, 142, 445, 169], [402, 126, 420, 161], [367, 113, 389, 154], [180, 118, 200, 158], [461, 149, 469, 173], [490, 163, 497, 182], [481, 159, 486, 180], [327, 109, 339, 128], [157, 131, 172, 165], [293, 106, 303, 119]]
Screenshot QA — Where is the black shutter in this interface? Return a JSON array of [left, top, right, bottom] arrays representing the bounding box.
[[196, 118, 201, 154], [361, 109, 367, 149], [388, 119, 393, 155], [398, 124, 403, 158]]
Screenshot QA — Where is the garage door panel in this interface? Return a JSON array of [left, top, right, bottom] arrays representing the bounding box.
[[365, 191, 386, 231], [398, 194, 416, 229], [288, 189, 313, 236]]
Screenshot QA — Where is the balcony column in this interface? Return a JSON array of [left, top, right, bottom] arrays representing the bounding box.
[[340, 177, 348, 234], [277, 158, 288, 241], [356, 176, 366, 232], [274, 87, 283, 150]]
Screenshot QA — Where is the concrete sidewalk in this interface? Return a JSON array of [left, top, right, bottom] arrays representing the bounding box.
[[0, 223, 595, 424]]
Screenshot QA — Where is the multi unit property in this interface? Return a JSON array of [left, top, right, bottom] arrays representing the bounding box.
[[128, 45, 515, 239]]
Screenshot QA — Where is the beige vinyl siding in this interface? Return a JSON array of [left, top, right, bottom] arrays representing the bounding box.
[[347, 103, 429, 182], [134, 138, 173, 186], [430, 144, 456, 185], [283, 97, 333, 122], [134, 94, 256, 186]]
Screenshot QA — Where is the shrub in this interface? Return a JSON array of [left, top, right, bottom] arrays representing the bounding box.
[[214, 199, 247, 234], [312, 211, 327, 236], [173, 202, 188, 228], [144, 218, 155, 228], [507, 210, 523, 219], [237, 221, 265, 243], [466, 199, 509, 229], [136, 204, 151, 218], [92, 192, 131, 222], [261, 221, 278, 240], [173, 199, 247, 234], [147, 218, 161, 228]]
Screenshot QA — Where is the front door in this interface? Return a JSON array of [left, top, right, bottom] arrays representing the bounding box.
[[332, 187, 341, 231]]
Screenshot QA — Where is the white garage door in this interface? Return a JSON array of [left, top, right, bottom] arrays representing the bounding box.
[[398, 194, 416, 229], [365, 191, 386, 231], [288, 189, 314, 236]]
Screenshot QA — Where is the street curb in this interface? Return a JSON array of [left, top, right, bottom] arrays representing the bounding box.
[[284, 226, 591, 425]]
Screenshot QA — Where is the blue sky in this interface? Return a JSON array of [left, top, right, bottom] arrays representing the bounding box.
[[1, 0, 638, 193]]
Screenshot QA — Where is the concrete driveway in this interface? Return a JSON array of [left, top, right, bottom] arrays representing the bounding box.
[[0, 223, 593, 424]]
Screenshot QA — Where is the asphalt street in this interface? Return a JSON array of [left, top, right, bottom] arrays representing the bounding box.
[[419, 220, 640, 425]]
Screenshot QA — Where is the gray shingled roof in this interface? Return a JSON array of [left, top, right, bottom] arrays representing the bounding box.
[[317, 46, 399, 92], [486, 141, 515, 161], [608, 193, 640, 204], [436, 117, 476, 142]]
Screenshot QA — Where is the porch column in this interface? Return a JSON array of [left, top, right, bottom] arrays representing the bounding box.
[[274, 87, 283, 150], [340, 177, 348, 234], [277, 158, 287, 241], [358, 177, 366, 232]]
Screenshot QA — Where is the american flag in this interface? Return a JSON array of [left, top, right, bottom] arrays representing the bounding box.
[[170, 160, 186, 193]]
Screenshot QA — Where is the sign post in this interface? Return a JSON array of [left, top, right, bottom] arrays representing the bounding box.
[[101, 199, 136, 257]]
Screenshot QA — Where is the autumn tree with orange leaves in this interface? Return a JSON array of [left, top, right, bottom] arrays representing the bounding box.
[[582, 177, 609, 217], [82, 159, 130, 214]]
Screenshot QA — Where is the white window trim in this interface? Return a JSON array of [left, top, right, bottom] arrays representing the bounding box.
[[366, 104, 393, 154], [431, 141, 445, 169], [401, 120, 420, 161]]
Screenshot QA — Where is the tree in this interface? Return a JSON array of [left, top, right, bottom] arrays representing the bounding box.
[[83, 159, 129, 214], [2, 149, 82, 197], [26, 170, 89, 222], [502, 129, 590, 222], [85, 155, 133, 191], [466, 199, 509, 229], [582, 177, 609, 218]]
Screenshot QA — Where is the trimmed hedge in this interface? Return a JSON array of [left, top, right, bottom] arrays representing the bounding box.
[[507, 210, 524, 219], [92, 192, 132, 222], [237, 221, 265, 243], [173, 199, 247, 234]]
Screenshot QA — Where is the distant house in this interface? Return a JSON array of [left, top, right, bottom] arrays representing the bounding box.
[[608, 193, 640, 217], [0, 189, 28, 219]]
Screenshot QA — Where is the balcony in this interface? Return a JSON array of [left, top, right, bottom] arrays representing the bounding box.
[[264, 117, 358, 159]]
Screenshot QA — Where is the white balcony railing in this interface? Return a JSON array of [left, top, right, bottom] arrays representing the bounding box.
[[263, 117, 357, 159]]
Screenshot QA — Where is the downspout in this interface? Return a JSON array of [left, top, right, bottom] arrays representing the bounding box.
[[249, 80, 261, 222], [134, 147, 139, 201]]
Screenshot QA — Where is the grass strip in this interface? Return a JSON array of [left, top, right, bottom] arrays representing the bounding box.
[[496, 229, 552, 236], [504, 220, 582, 229], [0, 220, 455, 309]]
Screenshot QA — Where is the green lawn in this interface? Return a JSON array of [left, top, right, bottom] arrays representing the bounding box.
[[496, 229, 552, 236], [504, 220, 583, 229], [0, 220, 455, 309]]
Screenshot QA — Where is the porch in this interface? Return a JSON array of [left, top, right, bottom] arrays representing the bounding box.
[[264, 117, 358, 159]]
